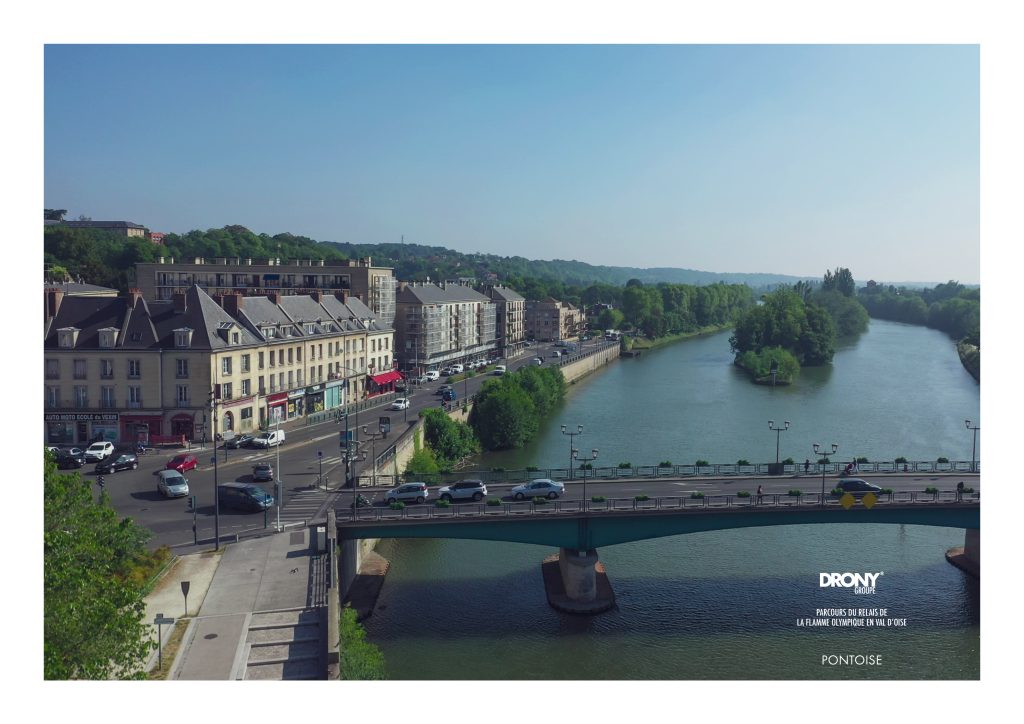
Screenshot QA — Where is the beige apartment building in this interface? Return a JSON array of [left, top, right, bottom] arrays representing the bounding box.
[[524, 298, 586, 342], [393, 281, 498, 373], [43, 285, 395, 446], [134, 256, 396, 327], [480, 285, 527, 357]]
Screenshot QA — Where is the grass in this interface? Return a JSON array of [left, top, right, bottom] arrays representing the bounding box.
[[147, 619, 189, 680]]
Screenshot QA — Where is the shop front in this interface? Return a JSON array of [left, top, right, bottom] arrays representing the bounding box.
[[267, 392, 288, 426], [368, 369, 402, 396], [305, 384, 325, 415], [45, 412, 120, 445], [287, 389, 305, 420], [170, 413, 195, 441], [121, 414, 163, 445]]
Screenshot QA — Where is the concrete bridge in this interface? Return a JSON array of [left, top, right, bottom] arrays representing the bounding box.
[[336, 491, 980, 612]]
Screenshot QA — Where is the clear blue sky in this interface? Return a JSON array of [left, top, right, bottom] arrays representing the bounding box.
[[44, 44, 979, 284]]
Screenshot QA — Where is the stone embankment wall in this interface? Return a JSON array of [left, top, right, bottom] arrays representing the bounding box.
[[558, 343, 621, 384]]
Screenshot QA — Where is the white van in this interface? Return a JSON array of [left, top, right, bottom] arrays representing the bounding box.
[[251, 429, 286, 448], [424, 370, 440, 381], [450, 364, 464, 374]]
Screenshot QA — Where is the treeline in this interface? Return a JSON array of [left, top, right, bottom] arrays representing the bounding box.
[[468, 366, 567, 450], [857, 281, 979, 345]]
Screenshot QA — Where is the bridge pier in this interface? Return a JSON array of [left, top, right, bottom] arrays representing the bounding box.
[[946, 528, 980, 578], [541, 548, 615, 614]]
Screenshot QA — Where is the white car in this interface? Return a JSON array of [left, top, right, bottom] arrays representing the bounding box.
[[424, 370, 440, 381], [492, 365, 507, 375], [510, 478, 565, 500], [84, 441, 115, 462], [384, 482, 429, 504], [391, 398, 410, 410], [450, 364, 464, 374]]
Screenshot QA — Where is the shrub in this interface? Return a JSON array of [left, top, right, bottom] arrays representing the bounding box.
[[936, 457, 950, 463], [830, 487, 844, 495], [690, 491, 705, 499], [435, 499, 451, 508], [856, 456, 869, 464], [787, 489, 802, 497], [880, 488, 894, 494], [634, 494, 650, 502], [736, 491, 751, 498], [591, 495, 607, 503], [618, 462, 632, 469], [782, 457, 795, 465], [533, 496, 549, 505], [924, 486, 939, 494], [659, 460, 673, 468], [486, 498, 502, 506], [961, 487, 975, 493], [340, 606, 387, 680], [895, 456, 908, 464], [578, 462, 593, 469], [736, 459, 750, 466], [525, 466, 539, 472], [695, 459, 709, 467], [389, 501, 405, 511], [491, 467, 505, 472]]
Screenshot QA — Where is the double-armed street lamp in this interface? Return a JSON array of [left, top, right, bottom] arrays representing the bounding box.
[[965, 419, 980, 473], [561, 424, 583, 481], [813, 442, 838, 507], [575, 448, 599, 510], [360, 423, 387, 488], [769, 420, 790, 464]]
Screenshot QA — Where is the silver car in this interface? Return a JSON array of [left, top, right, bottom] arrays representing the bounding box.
[[437, 479, 487, 502], [510, 478, 565, 500], [156, 470, 190, 498], [384, 482, 429, 504]]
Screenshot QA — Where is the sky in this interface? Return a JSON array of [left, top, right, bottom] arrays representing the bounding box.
[[44, 44, 979, 284]]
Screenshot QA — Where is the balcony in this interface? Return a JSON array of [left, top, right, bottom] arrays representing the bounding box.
[[177, 399, 191, 408], [128, 401, 143, 409]]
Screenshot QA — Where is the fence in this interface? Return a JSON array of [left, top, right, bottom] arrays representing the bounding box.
[[303, 391, 399, 427]]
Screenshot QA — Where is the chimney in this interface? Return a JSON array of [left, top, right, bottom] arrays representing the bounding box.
[[172, 292, 187, 313], [45, 287, 65, 320], [311, 291, 323, 303], [265, 292, 282, 305], [223, 293, 243, 316], [334, 290, 348, 303], [127, 287, 143, 306]]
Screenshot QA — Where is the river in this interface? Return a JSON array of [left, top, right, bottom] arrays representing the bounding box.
[[361, 319, 980, 679]]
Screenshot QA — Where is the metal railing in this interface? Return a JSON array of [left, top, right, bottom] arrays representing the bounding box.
[[303, 391, 399, 427], [343, 488, 980, 522]]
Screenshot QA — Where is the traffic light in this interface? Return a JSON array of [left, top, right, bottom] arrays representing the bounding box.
[[188, 495, 196, 511]]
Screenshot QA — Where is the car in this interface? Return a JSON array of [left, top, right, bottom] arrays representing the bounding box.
[[510, 478, 566, 500], [251, 429, 286, 448], [436, 384, 453, 396], [218, 482, 274, 512], [391, 398, 410, 410], [84, 441, 115, 462], [156, 470, 190, 498], [252, 462, 275, 482], [492, 365, 507, 375], [834, 479, 883, 496], [424, 370, 440, 381], [166, 453, 199, 473], [552, 350, 563, 358], [532, 357, 544, 365], [384, 482, 429, 504], [437, 479, 487, 502], [394, 380, 408, 392], [450, 364, 464, 374], [441, 388, 457, 402], [55, 449, 86, 469], [95, 453, 139, 474], [224, 433, 255, 449]]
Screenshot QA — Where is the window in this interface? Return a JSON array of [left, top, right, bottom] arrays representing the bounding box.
[[305, 323, 316, 334], [99, 330, 117, 348], [128, 359, 141, 378], [297, 347, 302, 362], [241, 379, 250, 396], [241, 408, 253, 421], [176, 359, 189, 378], [221, 357, 232, 376], [258, 376, 265, 394], [128, 386, 142, 408], [241, 354, 250, 373], [176, 385, 189, 405], [45, 359, 59, 379], [175, 329, 192, 348], [258, 351, 265, 369], [100, 359, 114, 379], [288, 371, 294, 387], [101, 387, 116, 408], [232, 332, 240, 344], [317, 365, 323, 381], [278, 372, 284, 389], [73, 359, 86, 379], [278, 349, 284, 366], [46, 387, 60, 408], [222, 382, 233, 400], [74, 386, 88, 408]]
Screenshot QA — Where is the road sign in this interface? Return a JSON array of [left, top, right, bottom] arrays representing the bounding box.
[[180, 581, 190, 596]]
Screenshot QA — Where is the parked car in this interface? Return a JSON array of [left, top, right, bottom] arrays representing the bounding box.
[[251, 429, 286, 448], [224, 432, 255, 449], [166, 453, 199, 473], [384, 482, 429, 504], [55, 449, 86, 469], [252, 462, 275, 482], [391, 398, 410, 410], [424, 370, 440, 381], [156, 470, 190, 498], [95, 453, 139, 474], [510, 478, 565, 500], [450, 364, 464, 374], [532, 357, 544, 365], [218, 482, 274, 512], [394, 379, 408, 393], [492, 365, 507, 375], [84, 441, 115, 462], [437, 479, 487, 502], [835, 479, 883, 496]]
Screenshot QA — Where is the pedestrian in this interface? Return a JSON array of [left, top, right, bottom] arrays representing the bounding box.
[[756, 484, 764, 505], [804, 458, 810, 474], [956, 481, 964, 502], [851, 459, 858, 474]]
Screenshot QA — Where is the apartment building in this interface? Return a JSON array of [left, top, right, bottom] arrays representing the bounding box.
[[134, 256, 396, 327], [524, 298, 586, 342], [479, 285, 527, 358], [60, 220, 150, 237], [43, 285, 394, 446], [394, 281, 497, 373]]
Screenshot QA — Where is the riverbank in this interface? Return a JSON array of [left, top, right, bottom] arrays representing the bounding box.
[[957, 342, 979, 382], [626, 324, 733, 352]]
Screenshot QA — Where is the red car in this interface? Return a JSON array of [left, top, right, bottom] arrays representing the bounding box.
[[166, 453, 198, 473]]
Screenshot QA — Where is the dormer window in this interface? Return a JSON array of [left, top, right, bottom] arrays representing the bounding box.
[[305, 323, 316, 335], [263, 327, 277, 339], [175, 327, 194, 348], [57, 327, 79, 349], [98, 328, 119, 349]]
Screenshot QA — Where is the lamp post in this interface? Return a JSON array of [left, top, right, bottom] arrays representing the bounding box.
[[965, 419, 979, 473], [561, 424, 583, 481], [361, 425, 386, 489], [209, 388, 220, 551], [768, 420, 790, 463], [813, 442, 838, 507], [578, 448, 598, 510], [317, 449, 323, 491], [275, 415, 283, 531]]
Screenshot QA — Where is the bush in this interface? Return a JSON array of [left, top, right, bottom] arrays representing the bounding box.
[[856, 456, 869, 464], [486, 498, 502, 506], [880, 488, 894, 494], [388, 501, 405, 511], [340, 606, 387, 680], [690, 491, 705, 499], [533, 496, 549, 505], [658, 460, 673, 468], [578, 462, 593, 469], [525, 466, 539, 472], [736, 491, 751, 498], [591, 495, 607, 503], [435, 499, 451, 508], [924, 486, 939, 494], [782, 457, 795, 465], [936, 457, 950, 463], [830, 487, 844, 495], [618, 462, 632, 469], [736, 459, 750, 466], [961, 487, 975, 493], [895, 456, 908, 464], [695, 459, 709, 467], [634, 494, 650, 502], [787, 489, 803, 497], [491, 467, 505, 472]]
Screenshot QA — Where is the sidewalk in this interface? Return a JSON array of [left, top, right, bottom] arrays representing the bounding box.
[[144, 526, 324, 680]]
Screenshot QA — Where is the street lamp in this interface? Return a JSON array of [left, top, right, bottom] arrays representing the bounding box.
[[209, 388, 221, 551], [361, 424, 386, 488], [577, 448, 598, 510], [813, 442, 838, 507], [561, 424, 583, 481], [275, 415, 283, 531], [768, 420, 790, 464], [317, 449, 323, 491], [965, 419, 979, 473]]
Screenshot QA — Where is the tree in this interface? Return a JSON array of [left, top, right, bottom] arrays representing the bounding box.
[[469, 383, 538, 449], [45, 208, 67, 221], [822, 267, 856, 297], [44, 458, 153, 679]]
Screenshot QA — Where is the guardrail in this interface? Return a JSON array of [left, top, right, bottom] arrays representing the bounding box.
[[341, 489, 980, 522], [304, 392, 399, 427]]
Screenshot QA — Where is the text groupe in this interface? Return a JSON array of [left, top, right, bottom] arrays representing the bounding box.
[[822, 654, 883, 666]]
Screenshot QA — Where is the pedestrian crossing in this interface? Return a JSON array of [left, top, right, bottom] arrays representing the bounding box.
[[277, 486, 339, 526]]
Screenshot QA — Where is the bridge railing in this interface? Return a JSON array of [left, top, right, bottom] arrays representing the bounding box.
[[341, 488, 980, 522]]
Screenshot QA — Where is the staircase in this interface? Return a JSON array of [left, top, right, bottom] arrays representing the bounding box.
[[243, 607, 326, 680]]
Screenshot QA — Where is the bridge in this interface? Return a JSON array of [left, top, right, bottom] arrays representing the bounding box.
[[336, 489, 980, 612]]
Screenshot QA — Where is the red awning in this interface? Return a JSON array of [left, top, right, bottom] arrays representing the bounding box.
[[370, 370, 403, 385]]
